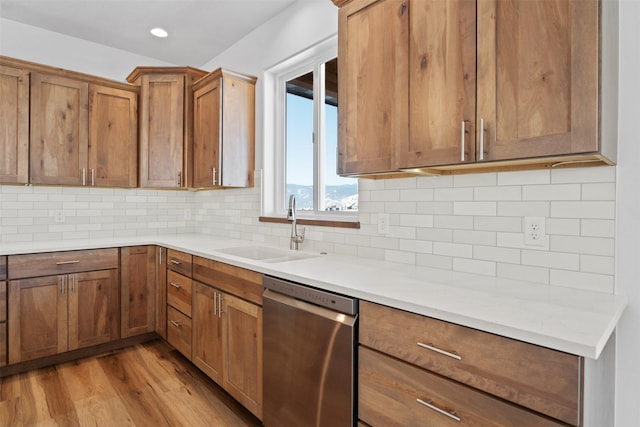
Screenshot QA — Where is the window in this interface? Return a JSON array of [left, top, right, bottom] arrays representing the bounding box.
[[262, 36, 358, 222]]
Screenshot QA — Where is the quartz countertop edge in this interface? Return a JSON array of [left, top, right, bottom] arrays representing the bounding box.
[[0, 233, 627, 360]]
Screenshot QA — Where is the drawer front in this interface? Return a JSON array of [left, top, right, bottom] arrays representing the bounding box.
[[193, 256, 263, 306], [8, 248, 119, 279], [359, 347, 565, 427], [167, 306, 192, 359], [360, 301, 581, 426], [0, 281, 5, 322], [0, 256, 6, 280], [167, 270, 192, 317], [0, 322, 5, 367], [167, 249, 193, 277]]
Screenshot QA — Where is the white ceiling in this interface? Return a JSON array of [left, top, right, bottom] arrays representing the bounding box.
[[0, 0, 301, 66]]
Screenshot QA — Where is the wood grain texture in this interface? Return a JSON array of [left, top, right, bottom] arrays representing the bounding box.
[[0, 65, 29, 184], [166, 249, 193, 278], [192, 257, 263, 306], [0, 340, 261, 427], [400, 0, 477, 168], [193, 75, 221, 188], [476, 0, 599, 161], [29, 72, 89, 185], [192, 281, 223, 383], [8, 248, 119, 280], [155, 247, 168, 340], [167, 271, 193, 318], [337, 0, 408, 175], [0, 256, 5, 280], [121, 246, 156, 338], [359, 346, 566, 427], [89, 84, 138, 188], [0, 281, 6, 322], [360, 301, 582, 426], [0, 322, 6, 367], [167, 306, 192, 360]]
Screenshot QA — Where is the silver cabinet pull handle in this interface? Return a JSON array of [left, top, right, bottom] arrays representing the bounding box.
[[61, 276, 65, 294], [417, 398, 461, 422], [159, 247, 163, 265], [177, 172, 182, 187], [170, 320, 181, 328], [82, 168, 87, 186], [56, 260, 80, 265], [213, 293, 217, 316], [479, 118, 485, 161], [212, 168, 216, 186], [417, 342, 462, 361], [170, 259, 181, 265], [169, 282, 181, 289], [460, 121, 466, 161], [91, 169, 95, 186], [71, 274, 76, 293], [218, 294, 223, 318]]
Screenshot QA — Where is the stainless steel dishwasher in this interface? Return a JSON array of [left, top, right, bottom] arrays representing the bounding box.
[[263, 275, 358, 427]]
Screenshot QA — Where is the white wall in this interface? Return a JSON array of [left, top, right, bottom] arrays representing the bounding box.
[[614, 1, 640, 425], [0, 17, 174, 81]]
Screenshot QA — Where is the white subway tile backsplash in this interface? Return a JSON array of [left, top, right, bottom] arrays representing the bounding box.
[[581, 182, 616, 200], [474, 186, 521, 201], [385, 249, 416, 265], [523, 184, 581, 201], [581, 219, 616, 237], [453, 258, 496, 276], [453, 201, 497, 216], [551, 166, 615, 183], [497, 201, 550, 217], [400, 188, 434, 201], [580, 255, 615, 275], [473, 216, 522, 232], [417, 175, 454, 188], [434, 187, 474, 201], [434, 215, 474, 230], [551, 235, 615, 256], [474, 245, 521, 264], [399, 239, 433, 254], [453, 173, 497, 187], [416, 253, 453, 270], [497, 169, 550, 185], [453, 230, 497, 246], [497, 263, 549, 284], [546, 218, 581, 236], [417, 201, 454, 215], [521, 250, 580, 270], [550, 269, 614, 293], [551, 201, 615, 219], [433, 242, 473, 258]]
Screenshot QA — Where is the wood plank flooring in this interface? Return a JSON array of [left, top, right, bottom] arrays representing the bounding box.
[[0, 340, 263, 426]]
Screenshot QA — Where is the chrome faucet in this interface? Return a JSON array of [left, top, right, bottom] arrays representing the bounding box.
[[288, 195, 305, 250]]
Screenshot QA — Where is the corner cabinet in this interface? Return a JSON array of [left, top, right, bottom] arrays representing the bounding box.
[[7, 249, 119, 364], [192, 256, 263, 420], [0, 64, 29, 184], [192, 69, 257, 189], [334, 0, 617, 176], [127, 67, 207, 188]]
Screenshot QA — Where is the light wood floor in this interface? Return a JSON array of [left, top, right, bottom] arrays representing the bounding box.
[[0, 340, 263, 427]]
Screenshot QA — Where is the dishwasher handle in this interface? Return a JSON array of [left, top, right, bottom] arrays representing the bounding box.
[[263, 288, 357, 326]]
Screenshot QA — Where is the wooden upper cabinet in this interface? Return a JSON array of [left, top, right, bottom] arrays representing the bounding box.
[[337, 0, 408, 175], [128, 67, 207, 188], [89, 84, 138, 187], [476, 0, 599, 162], [399, 0, 477, 168], [0, 65, 29, 184], [30, 73, 89, 185], [192, 69, 256, 189]]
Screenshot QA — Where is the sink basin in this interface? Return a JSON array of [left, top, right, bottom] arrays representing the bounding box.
[[218, 246, 319, 263]]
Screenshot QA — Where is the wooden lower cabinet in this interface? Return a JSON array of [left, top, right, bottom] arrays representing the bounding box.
[[121, 246, 156, 338], [359, 347, 564, 427], [167, 306, 192, 359], [1, 279, 6, 366], [8, 269, 119, 364], [192, 278, 263, 420], [155, 247, 168, 339]]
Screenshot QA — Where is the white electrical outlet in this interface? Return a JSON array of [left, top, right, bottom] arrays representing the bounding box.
[[524, 217, 546, 246], [54, 210, 65, 223], [378, 213, 390, 235]]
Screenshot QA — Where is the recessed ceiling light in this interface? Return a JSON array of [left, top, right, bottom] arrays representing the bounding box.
[[150, 27, 168, 38]]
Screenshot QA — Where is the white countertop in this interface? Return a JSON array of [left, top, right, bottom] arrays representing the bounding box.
[[0, 233, 626, 359]]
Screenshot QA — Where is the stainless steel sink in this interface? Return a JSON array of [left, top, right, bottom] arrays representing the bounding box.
[[218, 246, 319, 263]]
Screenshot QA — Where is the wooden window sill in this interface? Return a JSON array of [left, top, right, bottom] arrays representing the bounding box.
[[258, 216, 360, 229]]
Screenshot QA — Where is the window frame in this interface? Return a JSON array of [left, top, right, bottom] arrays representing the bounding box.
[[262, 35, 358, 223]]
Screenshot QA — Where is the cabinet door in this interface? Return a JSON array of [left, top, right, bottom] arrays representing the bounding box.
[[30, 73, 89, 185], [139, 74, 185, 188], [398, 0, 476, 168], [224, 293, 262, 419], [0, 65, 29, 184], [121, 246, 156, 338], [8, 276, 67, 364], [476, 0, 599, 161], [68, 269, 119, 350], [337, 0, 408, 175], [89, 84, 138, 187], [193, 76, 221, 188], [192, 282, 223, 383]]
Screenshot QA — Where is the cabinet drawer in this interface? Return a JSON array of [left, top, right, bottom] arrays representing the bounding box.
[[0, 322, 6, 367], [8, 248, 119, 279], [167, 306, 192, 359], [0, 256, 6, 280], [359, 347, 565, 427], [360, 301, 581, 426], [167, 270, 192, 317], [0, 281, 5, 322], [193, 256, 263, 306], [167, 249, 192, 277]]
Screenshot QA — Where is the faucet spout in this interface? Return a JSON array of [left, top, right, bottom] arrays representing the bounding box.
[[288, 195, 304, 250]]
